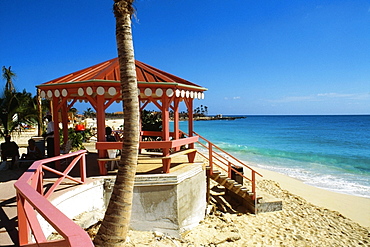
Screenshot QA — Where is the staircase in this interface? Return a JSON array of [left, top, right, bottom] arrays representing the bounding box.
[[207, 168, 261, 213], [209, 169, 253, 199], [183, 131, 282, 214]]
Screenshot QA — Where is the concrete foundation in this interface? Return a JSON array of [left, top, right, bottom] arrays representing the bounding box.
[[39, 163, 206, 238]]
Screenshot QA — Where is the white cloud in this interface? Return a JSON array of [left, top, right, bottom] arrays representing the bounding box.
[[224, 96, 241, 100], [268, 92, 370, 103], [317, 92, 370, 100]]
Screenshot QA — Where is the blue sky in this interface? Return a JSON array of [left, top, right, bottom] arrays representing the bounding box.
[[1, 0, 369, 115]]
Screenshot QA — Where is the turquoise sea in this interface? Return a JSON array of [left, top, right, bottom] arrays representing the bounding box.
[[180, 115, 370, 198]]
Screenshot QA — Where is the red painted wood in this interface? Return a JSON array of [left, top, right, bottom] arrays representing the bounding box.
[[14, 150, 93, 246]]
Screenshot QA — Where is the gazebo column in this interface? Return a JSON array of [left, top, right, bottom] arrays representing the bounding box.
[[61, 102, 69, 144], [52, 97, 61, 169], [162, 96, 170, 156], [187, 98, 194, 149], [96, 95, 106, 159], [173, 98, 180, 151], [161, 96, 172, 173]]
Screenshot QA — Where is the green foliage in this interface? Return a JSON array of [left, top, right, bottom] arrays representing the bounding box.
[[0, 90, 38, 137], [83, 107, 96, 118], [194, 105, 208, 117], [2, 66, 16, 92], [141, 110, 162, 152], [141, 110, 162, 131], [60, 128, 93, 151], [0, 66, 39, 137]]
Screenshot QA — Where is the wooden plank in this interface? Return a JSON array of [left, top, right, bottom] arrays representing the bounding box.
[[163, 149, 197, 159], [96, 136, 199, 152]]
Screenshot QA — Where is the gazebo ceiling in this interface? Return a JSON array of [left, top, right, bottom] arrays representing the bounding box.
[[37, 58, 206, 101]]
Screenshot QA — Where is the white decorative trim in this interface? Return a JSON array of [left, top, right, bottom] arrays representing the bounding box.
[[155, 88, 163, 97], [47, 90, 53, 98], [78, 88, 84, 96], [62, 89, 68, 97], [144, 88, 152, 97], [166, 88, 174, 97], [175, 89, 180, 97], [97, 87, 105, 95], [185, 91, 190, 98], [86, 87, 93, 95], [190, 91, 194, 98], [40, 91, 46, 98], [108, 87, 116, 96], [54, 90, 60, 97]]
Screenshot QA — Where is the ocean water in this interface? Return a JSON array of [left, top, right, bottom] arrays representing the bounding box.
[[179, 115, 370, 198]]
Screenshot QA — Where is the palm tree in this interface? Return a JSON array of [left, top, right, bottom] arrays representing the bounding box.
[[0, 90, 38, 137], [94, 0, 139, 246], [2, 66, 16, 92], [83, 107, 95, 118]]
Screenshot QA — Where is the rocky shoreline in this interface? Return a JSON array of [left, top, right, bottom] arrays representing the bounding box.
[[194, 116, 246, 121]]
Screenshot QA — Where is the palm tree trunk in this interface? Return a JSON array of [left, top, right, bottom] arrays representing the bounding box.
[[94, 1, 139, 246]]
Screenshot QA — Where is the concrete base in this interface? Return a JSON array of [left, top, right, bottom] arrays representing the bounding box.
[[225, 189, 282, 214], [256, 192, 283, 213], [39, 163, 206, 238]]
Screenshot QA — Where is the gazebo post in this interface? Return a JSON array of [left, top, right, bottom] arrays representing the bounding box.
[[162, 95, 170, 156], [96, 95, 106, 159], [61, 102, 69, 145], [52, 97, 61, 168], [187, 99, 194, 149], [173, 98, 180, 151]]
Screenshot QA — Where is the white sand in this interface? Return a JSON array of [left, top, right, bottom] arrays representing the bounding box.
[[252, 165, 370, 228]]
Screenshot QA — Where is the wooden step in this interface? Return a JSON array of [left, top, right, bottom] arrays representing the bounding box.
[[232, 184, 242, 194]]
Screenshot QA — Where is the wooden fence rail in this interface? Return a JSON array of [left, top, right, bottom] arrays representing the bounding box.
[[14, 150, 94, 246]]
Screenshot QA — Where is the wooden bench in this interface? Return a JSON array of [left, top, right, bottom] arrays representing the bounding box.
[[97, 157, 120, 175], [161, 148, 197, 173], [95, 136, 199, 175]]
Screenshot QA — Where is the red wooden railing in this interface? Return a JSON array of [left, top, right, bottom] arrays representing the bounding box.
[[14, 150, 94, 246], [184, 131, 263, 200]]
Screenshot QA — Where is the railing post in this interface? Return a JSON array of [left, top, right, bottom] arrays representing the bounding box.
[[37, 169, 44, 195], [80, 153, 87, 183], [251, 170, 256, 200], [208, 142, 213, 175], [228, 161, 232, 178], [17, 195, 30, 245]]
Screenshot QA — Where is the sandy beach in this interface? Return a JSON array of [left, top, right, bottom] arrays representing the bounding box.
[[85, 149, 370, 246], [5, 127, 370, 246], [85, 173, 370, 246]]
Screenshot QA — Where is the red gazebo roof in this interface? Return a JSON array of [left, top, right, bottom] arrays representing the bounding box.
[[40, 58, 205, 90]]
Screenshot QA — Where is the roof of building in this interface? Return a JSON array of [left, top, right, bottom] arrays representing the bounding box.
[[38, 58, 205, 90]]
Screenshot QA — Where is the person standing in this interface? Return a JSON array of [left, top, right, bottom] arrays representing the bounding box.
[[43, 115, 55, 157]]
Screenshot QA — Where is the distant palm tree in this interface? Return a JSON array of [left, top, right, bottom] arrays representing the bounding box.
[[94, 0, 139, 246], [0, 90, 38, 137], [83, 107, 95, 118], [2, 66, 16, 92]]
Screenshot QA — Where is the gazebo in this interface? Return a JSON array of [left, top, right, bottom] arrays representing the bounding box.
[[36, 58, 207, 174]]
